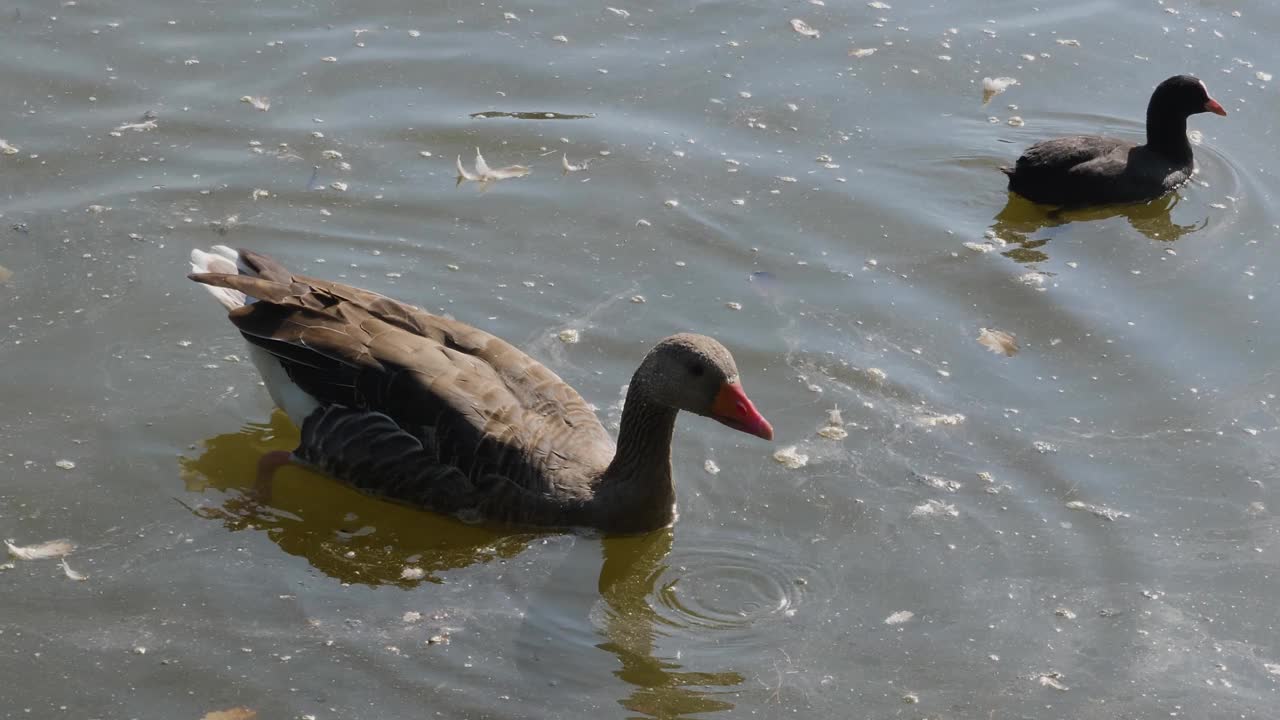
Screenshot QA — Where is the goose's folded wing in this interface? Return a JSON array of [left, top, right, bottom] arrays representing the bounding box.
[[190, 261, 614, 493]]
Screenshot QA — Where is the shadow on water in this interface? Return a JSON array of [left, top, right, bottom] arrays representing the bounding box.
[[990, 191, 1206, 263], [177, 410, 535, 586], [180, 411, 742, 718]]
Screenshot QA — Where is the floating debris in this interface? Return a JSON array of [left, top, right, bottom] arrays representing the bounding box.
[[61, 558, 88, 581], [321, 56, 337, 62], [552, 34, 568, 43], [910, 499, 958, 518], [982, 77, 1018, 105], [408, 29, 421, 38], [1065, 500, 1130, 521], [848, 47, 877, 58], [629, 295, 645, 303], [725, 301, 742, 310], [884, 610, 914, 625], [240, 96, 270, 112], [1054, 607, 1077, 620], [790, 18, 820, 38], [902, 693, 919, 704], [113, 119, 157, 133], [403, 611, 422, 623], [0, 139, 18, 155], [469, 110, 594, 120], [772, 445, 810, 469], [915, 412, 965, 427], [977, 328, 1019, 356], [0, 264, 11, 283], [1258, 71, 1273, 82], [663, 199, 679, 208], [502, 11, 518, 21], [817, 407, 848, 439], [866, 367, 887, 383], [1017, 271, 1045, 287], [5, 539, 75, 560], [1265, 663, 1280, 676], [456, 148, 530, 185], [704, 459, 721, 475], [557, 328, 580, 344], [1032, 440, 1057, 454], [200, 708, 257, 720], [55, 459, 77, 470], [1037, 672, 1069, 691], [1056, 38, 1081, 47], [1007, 116, 1025, 127], [400, 566, 426, 580], [561, 154, 589, 173], [912, 471, 961, 492], [606, 7, 630, 18], [330, 181, 348, 192], [867, 0, 891, 8]]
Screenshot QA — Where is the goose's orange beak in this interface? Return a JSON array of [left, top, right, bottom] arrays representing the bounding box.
[[711, 382, 773, 440], [1205, 98, 1227, 116]]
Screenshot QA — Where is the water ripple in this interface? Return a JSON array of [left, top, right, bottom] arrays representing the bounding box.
[[646, 532, 828, 648]]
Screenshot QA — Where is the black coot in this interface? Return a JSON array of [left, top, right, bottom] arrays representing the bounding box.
[[1001, 75, 1226, 206]]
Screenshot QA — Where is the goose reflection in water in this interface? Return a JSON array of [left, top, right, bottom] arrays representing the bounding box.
[[179, 410, 744, 718], [989, 191, 1206, 264]]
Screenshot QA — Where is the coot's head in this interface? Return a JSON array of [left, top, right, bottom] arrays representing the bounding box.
[[1150, 75, 1227, 117]]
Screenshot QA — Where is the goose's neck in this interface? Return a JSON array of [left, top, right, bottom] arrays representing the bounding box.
[[1146, 108, 1192, 163], [599, 382, 679, 529]]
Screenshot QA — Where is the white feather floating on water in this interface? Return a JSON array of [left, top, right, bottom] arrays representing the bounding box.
[[981, 77, 1017, 105], [113, 119, 157, 133], [61, 558, 88, 581], [456, 148, 531, 186], [977, 328, 1019, 356], [6, 538, 76, 560], [562, 154, 589, 173], [790, 18, 820, 38]]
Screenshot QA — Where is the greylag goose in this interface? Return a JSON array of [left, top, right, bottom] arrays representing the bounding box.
[[188, 246, 773, 533], [1001, 75, 1226, 207]]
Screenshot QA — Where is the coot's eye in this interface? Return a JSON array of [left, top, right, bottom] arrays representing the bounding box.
[[688, 363, 705, 377]]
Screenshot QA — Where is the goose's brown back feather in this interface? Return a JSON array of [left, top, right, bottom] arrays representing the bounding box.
[[190, 250, 616, 520]]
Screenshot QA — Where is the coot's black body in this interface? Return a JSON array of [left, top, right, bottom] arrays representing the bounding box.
[[1001, 75, 1226, 207]]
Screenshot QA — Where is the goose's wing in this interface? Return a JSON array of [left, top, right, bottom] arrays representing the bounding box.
[[190, 249, 615, 501]]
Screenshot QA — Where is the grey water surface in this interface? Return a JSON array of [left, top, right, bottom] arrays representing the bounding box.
[[2, 0, 1279, 717]]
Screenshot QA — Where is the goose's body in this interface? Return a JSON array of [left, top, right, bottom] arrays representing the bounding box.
[[1001, 75, 1226, 207], [188, 246, 772, 533]]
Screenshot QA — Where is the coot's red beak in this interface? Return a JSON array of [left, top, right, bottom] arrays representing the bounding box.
[[1205, 98, 1227, 116], [711, 382, 773, 440]]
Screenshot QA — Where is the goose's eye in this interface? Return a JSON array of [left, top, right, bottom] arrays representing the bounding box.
[[688, 363, 705, 377]]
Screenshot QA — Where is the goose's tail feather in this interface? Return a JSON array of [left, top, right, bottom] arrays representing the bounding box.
[[188, 245, 260, 310]]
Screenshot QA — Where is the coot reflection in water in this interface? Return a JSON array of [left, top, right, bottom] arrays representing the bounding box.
[[990, 191, 1206, 264], [180, 411, 743, 717]]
